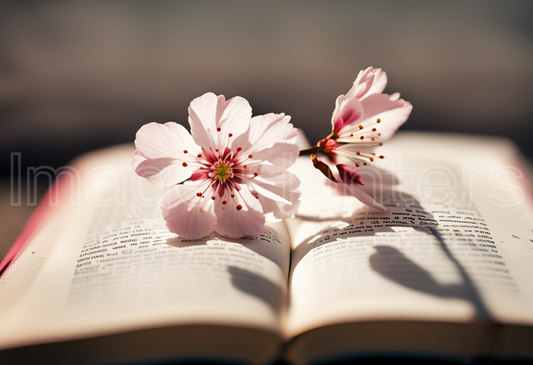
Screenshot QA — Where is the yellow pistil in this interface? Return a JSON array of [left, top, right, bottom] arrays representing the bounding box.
[[215, 163, 231, 182]]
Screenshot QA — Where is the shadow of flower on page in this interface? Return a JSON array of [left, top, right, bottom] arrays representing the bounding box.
[[227, 266, 285, 314], [367, 195, 492, 321], [166, 229, 288, 315], [166, 227, 288, 272], [166, 236, 207, 248], [369, 237, 491, 321], [291, 191, 492, 321]]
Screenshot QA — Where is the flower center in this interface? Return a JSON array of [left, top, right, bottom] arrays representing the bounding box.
[[214, 162, 233, 183], [317, 137, 337, 153]]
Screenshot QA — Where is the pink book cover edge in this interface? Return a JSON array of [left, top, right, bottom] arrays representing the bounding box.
[[0, 176, 69, 278]]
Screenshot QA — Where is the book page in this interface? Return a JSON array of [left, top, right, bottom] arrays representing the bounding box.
[[0, 145, 290, 350], [286, 132, 533, 337]]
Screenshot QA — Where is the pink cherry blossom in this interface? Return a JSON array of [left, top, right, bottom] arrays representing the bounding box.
[[305, 67, 413, 211], [133, 92, 301, 239]]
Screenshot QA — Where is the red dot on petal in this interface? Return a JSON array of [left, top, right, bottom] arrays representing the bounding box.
[[236, 205, 242, 210], [254, 172, 258, 177], [182, 162, 188, 167], [248, 154, 253, 158], [243, 165, 247, 169], [237, 147, 242, 152], [231, 194, 235, 198], [222, 201, 227, 205], [228, 133, 233, 137], [211, 196, 215, 200], [217, 127, 221, 132]]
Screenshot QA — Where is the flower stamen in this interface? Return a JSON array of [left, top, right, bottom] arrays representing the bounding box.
[[212, 161, 234, 183]]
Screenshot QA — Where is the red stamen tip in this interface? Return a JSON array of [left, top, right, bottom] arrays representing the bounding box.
[[183, 150, 188, 154], [236, 205, 242, 210], [217, 127, 221, 132], [182, 162, 188, 167], [196, 192, 202, 197]]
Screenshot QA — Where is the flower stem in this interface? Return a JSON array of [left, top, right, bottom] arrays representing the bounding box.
[[299, 146, 318, 156]]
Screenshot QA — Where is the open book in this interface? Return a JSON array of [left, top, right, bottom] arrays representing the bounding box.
[[1, 132, 533, 364]]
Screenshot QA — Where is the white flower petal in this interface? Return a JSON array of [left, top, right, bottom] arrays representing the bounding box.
[[189, 93, 252, 150], [331, 93, 365, 135], [134, 122, 199, 160], [354, 67, 388, 100], [359, 94, 413, 140], [242, 113, 298, 153], [215, 187, 265, 238], [131, 149, 146, 170], [249, 166, 301, 219], [337, 166, 387, 212], [133, 122, 202, 185], [162, 184, 216, 239], [250, 143, 299, 167], [218, 96, 252, 150], [189, 92, 219, 148], [135, 158, 200, 186], [345, 183, 387, 211]]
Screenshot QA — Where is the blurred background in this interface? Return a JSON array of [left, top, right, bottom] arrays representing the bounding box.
[[1, 0, 533, 257]]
